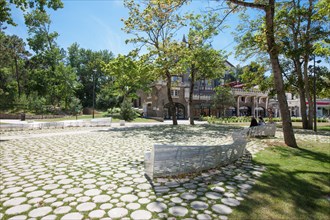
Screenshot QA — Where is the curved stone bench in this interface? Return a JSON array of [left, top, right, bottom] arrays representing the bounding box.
[[144, 130, 247, 179], [247, 123, 276, 137]]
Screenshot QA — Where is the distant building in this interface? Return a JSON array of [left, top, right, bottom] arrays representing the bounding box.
[[268, 94, 330, 118], [134, 60, 330, 120], [135, 61, 270, 119]]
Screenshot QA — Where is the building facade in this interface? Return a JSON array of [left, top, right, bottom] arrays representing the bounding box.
[[136, 61, 270, 119], [135, 61, 330, 120]]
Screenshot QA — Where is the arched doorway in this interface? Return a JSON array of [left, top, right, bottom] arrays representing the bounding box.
[[239, 106, 251, 116], [255, 107, 266, 117], [163, 103, 186, 119], [226, 106, 236, 117]]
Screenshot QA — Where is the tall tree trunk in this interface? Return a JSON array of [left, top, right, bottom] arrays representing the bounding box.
[[294, 60, 308, 129], [303, 0, 314, 130], [290, 1, 309, 129], [303, 58, 314, 129], [166, 71, 178, 125], [228, 0, 297, 147], [265, 1, 297, 147], [189, 67, 195, 125], [14, 56, 21, 98]]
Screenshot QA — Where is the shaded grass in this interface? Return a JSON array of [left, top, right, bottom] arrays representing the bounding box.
[[319, 126, 330, 131], [230, 140, 330, 219]]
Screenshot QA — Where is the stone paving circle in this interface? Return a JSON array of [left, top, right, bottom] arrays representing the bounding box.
[[1, 123, 326, 219]]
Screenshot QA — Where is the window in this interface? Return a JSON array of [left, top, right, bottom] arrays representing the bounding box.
[[171, 76, 182, 83], [171, 89, 180, 97]]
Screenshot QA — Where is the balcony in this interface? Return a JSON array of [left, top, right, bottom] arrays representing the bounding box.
[[231, 88, 268, 97]]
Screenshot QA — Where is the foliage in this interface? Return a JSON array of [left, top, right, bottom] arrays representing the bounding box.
[[120, 99, 138, 121], [107, 107, 121, 115], [102, 54, 155, 100], [122, 0, 189, 125], [27, 92, 46, 114], [314, 66, 330, 98], [239, 61, 273, 91], [67, 96, 82, 115], [67, 43, 114, 108], [212, 86, 235, 117], [227, 0, 298, 147], [0, 0, 63, 28]]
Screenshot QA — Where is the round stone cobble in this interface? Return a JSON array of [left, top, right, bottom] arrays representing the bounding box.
[[212, 204, 233, 214], [131, 210, 152, 220], [84, 189, 101, 196], [100, 203, 113, 210], [120, 194, 138, 202], [61, 212, 84, 220], [76, 202, 96, 212], [190, 201, 209, 210], [5, 204, 32, 215], [181, 193, 197, 200], [8, 215, 27, 220], [89, 210, 106, 218], [108, 207, 128, 219], [3, 197, 27, 206], [28, 207, 52, 218], [147, 202, 167, 212], [54, 206, 71, 214], [221, 198, 240, 206], [127, 203, 141, 210], [169, 206, 188, 217], [93, 195, 111, 203]]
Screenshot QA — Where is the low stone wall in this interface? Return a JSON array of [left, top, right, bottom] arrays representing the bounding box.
[[0, 114, 64, 120]]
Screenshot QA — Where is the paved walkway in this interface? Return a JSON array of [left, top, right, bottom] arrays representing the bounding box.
[[0, 123, 327, 220]]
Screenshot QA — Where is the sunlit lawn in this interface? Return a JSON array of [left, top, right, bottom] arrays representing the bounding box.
[[230, 139, 330, 219]]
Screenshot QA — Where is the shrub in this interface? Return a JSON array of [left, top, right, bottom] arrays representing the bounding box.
[[120, 100, 138, 121]]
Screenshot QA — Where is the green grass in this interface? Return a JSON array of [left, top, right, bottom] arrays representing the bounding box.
[[230, 140, 330, 219], [319, 126, 330, 131]]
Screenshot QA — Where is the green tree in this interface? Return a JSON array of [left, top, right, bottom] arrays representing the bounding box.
[[102, 54, 155, 102], [0, 32, 30, 106], [67, 43, 114, 108], [239, 61, 270, 91], [276, 0, 329, 129], [233, 0, 329, 130], [122, 0, 188, 125], [0, 0, 63, 28], [120, 99, 137, 121], [180, 13, 227, 125], [212, 86, 236, 117], [23, 9, 82, 111], [227, 0, 297, 147]]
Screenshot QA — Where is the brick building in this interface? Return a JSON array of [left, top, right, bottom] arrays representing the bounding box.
[[135, 61, 270, 119]]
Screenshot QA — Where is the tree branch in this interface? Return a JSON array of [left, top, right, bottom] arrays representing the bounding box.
[[228, 0, 266, 10]]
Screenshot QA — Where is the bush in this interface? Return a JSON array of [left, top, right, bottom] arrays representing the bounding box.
[[107, 107, 121, 115], [205, 116, 216, 124], [120, 100, 138, 121]]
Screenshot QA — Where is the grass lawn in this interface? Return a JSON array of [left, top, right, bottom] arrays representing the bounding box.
[[230, 140, 330, 219]]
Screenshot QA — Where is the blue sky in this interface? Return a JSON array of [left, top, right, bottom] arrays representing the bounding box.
[[6, 0, 261, 66]]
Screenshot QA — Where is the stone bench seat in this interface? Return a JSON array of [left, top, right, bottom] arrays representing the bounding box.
[[247, 123, 276, 137], [90, 117, 112, 127], [58, 120, 85, 127], [144, 130, 247, 179]]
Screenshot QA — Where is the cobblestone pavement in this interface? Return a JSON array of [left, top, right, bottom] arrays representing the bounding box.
[[0, 124, 328, 220]]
